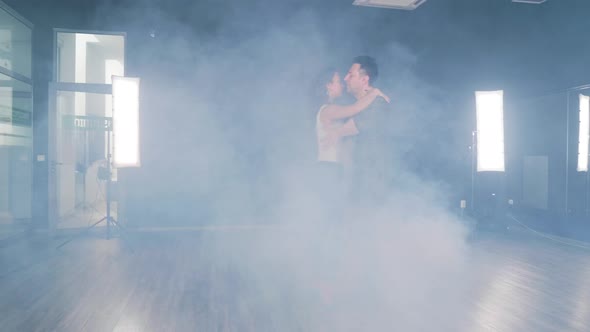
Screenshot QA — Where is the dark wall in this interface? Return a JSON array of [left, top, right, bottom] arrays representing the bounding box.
[[5, 0, 590, 227]]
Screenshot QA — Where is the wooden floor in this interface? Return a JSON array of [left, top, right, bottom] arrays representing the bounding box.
[[1, 226, 590, 331]]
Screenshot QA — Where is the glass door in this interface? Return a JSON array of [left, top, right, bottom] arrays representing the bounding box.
[[0, 2, 33, 234], [50, 89, 116, 229], [48, 30, 124, 230]]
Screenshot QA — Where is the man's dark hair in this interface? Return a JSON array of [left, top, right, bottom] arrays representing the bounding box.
[[352, 55, 378, 86]]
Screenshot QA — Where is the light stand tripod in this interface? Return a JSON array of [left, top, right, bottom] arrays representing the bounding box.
[[57, 125, 126, 249]]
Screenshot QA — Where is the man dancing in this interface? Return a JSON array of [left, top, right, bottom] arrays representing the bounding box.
[[343, 56, 393, 209]]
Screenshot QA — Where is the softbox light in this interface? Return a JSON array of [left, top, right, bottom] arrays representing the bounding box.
[[475, 90, 505, 172], [577, 94, 589, 172], [112, 76, 140, 168]]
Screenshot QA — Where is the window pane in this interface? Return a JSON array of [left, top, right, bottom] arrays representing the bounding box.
[[0, 7, 32, 78], [57, 32, 125, 84], [0, 72, 32, 222]]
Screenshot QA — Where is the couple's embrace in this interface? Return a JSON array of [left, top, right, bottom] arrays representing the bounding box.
[[315, 55, 393, 215]]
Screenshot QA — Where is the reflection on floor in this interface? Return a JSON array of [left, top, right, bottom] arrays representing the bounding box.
[[1, 226, 590, 331]]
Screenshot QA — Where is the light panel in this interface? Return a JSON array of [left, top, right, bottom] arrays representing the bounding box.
[[577, 94, 589, 172], [476, 90, 505, 172], [112, 76, 140, 168]]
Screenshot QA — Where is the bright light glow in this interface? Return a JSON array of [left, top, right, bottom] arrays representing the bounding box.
[[105, 60, 124, 162], [105, 59, 124, 84], [112, 76, 140, 168], [476, 90, 505, 172], [578, 94, 589, 172]]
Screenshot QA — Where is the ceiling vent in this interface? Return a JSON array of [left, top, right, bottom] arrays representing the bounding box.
[[511, 0, 547, 4], [352, 0, 427, 10]]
